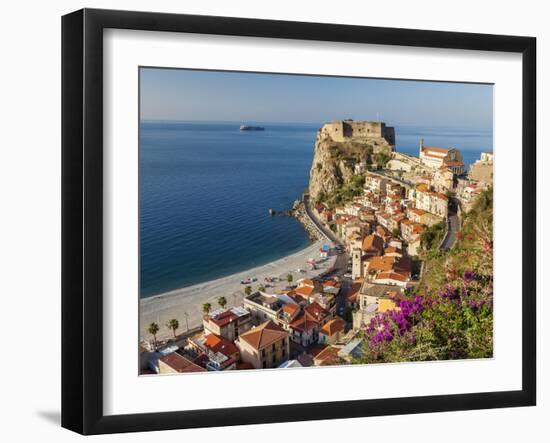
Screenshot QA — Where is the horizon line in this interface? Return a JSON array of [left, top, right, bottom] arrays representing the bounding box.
[[139, 118, 493, 130]]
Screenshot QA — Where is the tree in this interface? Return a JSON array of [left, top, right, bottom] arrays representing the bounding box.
[[244, 286, 252, 296], [217, 296, 227, 309], [392, 228, 401, 238], [374, 152, 391, 168], [166, 318, 179, 338], [286, 273, 293, 283], [258, 285, 265, 292], [202, 302, 212, 316], [147, 322, 160, 349]]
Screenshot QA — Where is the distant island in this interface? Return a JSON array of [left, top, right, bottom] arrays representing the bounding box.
[[240, 125, 265, 131]]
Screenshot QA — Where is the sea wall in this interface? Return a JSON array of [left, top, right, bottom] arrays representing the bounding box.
[[291, 200, 324, 241]]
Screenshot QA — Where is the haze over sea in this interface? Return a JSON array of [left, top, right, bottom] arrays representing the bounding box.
[[140, 121, 492, 298]]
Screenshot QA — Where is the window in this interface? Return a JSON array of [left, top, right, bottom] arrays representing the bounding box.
[[272, 343, 276, 352]]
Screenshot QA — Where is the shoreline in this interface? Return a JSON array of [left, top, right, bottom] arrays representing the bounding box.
[[139, 239, 335, 341]]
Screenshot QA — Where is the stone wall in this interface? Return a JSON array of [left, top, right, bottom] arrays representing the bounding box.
[[469, 161, 493, 185], [321, 120, 395, 146]]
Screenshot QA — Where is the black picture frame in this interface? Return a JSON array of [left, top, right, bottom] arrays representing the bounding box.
[[61, 8, 537, 435]]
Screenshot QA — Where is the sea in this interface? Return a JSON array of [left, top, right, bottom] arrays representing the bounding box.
[[140, 121, 492, 298]]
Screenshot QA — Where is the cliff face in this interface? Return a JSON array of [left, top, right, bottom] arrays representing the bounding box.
[[308, 122, 394, 203]]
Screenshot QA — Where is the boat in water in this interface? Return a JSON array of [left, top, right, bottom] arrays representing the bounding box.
[[240, 125, 265, 131]]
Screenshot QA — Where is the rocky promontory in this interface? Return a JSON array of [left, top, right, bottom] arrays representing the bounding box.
[[308, 120, 395, 204]]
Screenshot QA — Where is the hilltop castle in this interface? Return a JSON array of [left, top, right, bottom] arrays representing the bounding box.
[[320, 120, 396, 149]]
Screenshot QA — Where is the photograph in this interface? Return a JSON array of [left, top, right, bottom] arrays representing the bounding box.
[[138, 68, 494, 374]]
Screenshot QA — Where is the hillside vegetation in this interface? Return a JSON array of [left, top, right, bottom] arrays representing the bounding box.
[[356, 188, 493, 363], [308, 133, 392, 207]]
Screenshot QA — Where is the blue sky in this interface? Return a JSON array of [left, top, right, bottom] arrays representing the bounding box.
[[140, 68, 493, 128]]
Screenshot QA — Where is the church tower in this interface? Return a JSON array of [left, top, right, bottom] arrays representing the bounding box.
[[419, 138, 425, 157]]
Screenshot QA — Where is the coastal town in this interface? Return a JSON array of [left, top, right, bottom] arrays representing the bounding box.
[[140, 120, 494, 375]]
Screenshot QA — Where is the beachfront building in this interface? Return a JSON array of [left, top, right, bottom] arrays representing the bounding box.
[[235, 320, 290, 369], [243, 292, 284, 324], [203, 306, 253, 342], [189, 333, 240, 362]]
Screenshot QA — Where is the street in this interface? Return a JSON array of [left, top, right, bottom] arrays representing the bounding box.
[[440, 197, 460, 250], [303, 196, 351, 315]]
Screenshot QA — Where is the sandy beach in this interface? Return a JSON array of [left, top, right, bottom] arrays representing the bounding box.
[[140, 240, 336, 341]]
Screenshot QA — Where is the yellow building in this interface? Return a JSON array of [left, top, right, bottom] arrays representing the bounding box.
[[235, 320, 290, 369]]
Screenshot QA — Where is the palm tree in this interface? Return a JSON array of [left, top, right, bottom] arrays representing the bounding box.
[[166, 318, 179, 338], [244, 285, 252, 296], [202, 302, 212, 316], [286, 273, 293, 284], [217, 296, 227, 309], [147, 322, 160, 350]]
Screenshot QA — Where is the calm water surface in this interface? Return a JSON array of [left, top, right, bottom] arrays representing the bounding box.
[[140, 121, 492, 297]]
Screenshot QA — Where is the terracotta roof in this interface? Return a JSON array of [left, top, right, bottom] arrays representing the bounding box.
[[290, 312, 319, 333], [323, 280, 340, 288], [204, 334, 239, 357], [412, 224, 425, 234], [238, 320, 288, 350], [305, 302, 330, 321], [376, 225, 391, 237], [408, 207, 426, 216], [299, 278, 315, 288], [362, 234, 384, 253], [295, 285, 315, 297], [320, 318, 345, 336], [314, 346, 341, 366], [422, 146, 450, 154], [289, 303, 329, 333], [308, 344, 328, 358], [208, 310, 239, 327], [159, 353, 207, 373], [384, 247, 402, 254], [375, 272, 408, 282], [429, 191, 448, 201], [367, 256, 396, 272], [282, 303, 300, 317], [422, 151, 447, 159]]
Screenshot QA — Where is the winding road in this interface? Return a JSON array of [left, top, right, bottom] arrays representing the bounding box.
[[440, 197, 460, 251], [303, 196, 351, 314]]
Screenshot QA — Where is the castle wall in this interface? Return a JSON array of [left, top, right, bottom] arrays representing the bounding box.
[[321, 120, 395, 146]]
